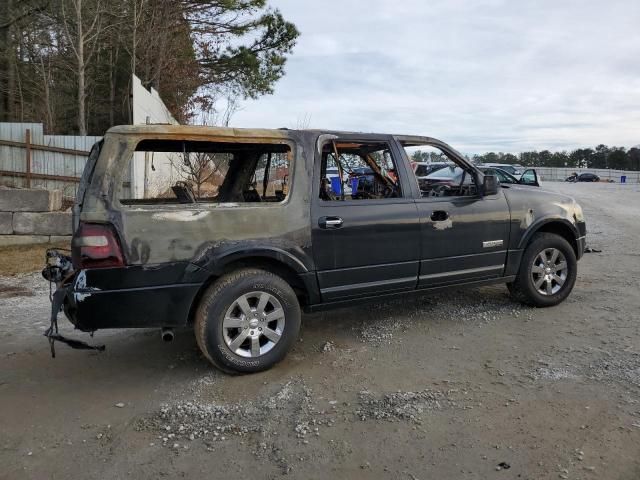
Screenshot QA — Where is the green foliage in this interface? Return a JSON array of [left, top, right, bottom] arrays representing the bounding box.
[[608, 148, 628, 170], [412, 150, 446, 163], [0, 0, 299, 134], [473, 144, 640, 171]]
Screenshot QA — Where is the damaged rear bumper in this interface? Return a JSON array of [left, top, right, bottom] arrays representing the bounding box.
[[63, 266, 202, 331]]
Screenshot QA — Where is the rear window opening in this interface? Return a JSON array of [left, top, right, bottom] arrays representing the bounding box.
[[119, 139, 291, 205]]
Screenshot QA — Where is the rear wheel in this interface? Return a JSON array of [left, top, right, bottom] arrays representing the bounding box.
[[195, 268, 301, 374], [507, 232, 577, 307]]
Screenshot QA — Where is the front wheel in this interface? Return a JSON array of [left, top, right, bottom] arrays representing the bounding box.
[[195, 268, 301, 374], [507, 232, 577, 307]]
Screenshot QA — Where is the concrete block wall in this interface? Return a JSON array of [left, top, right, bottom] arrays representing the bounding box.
[[0, 188, 62, 211], [0, 188, 72, 246]]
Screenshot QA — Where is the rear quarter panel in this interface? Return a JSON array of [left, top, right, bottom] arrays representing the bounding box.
[[79, 129, 316, 280]]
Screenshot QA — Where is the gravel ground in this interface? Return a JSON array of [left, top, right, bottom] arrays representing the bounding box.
[[1, 182, 639, 479]]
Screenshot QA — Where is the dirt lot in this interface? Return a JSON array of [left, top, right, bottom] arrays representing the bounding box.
[[1, 182, 639, 480]]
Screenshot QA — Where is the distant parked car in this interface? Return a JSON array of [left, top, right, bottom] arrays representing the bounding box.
[[565, 172, 600, 182], [418, 164, 540, 194], [412, 162, 454, 191], [419, 165, 470, 196], [426, 165, 540, 189], [412, 162, 452, 177], [411, 162, 455, 190], [479, 167, 540, 187], [481, 163, 523, 177]]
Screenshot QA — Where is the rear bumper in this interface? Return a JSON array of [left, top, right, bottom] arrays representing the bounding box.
[[62, 264, 204, 331], [64, 283, 201, 331]]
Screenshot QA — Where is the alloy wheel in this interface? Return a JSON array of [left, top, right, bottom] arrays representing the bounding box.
[[531, 248, 568, 296], [222, 291, 286, 358]]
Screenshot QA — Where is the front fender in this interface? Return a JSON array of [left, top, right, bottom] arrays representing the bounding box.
[[517, 217, 580, 251]]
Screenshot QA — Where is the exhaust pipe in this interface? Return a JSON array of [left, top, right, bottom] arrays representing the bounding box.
[[161, 328, 174, 342]]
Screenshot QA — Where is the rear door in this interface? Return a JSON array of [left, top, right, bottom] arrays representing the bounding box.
[[311, 134, 420, 301]]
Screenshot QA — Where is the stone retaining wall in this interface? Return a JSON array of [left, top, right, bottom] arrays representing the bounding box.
[[0, 188, 72, 246]]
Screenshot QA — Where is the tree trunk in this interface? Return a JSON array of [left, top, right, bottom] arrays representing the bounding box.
[[109, 36, 120, 127], [2, 0, 15, 121], [40, 55, 54, 132], [129, 0, 137, 124], [15, 39, 23, 121], [76, 0, 87, 135], [109, 47, 114, 126]]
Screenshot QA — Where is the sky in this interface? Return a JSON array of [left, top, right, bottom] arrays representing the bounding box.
[[230, 0, 640, 153]]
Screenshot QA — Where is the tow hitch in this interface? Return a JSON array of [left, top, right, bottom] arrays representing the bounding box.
[[42, 249, 105, 357]]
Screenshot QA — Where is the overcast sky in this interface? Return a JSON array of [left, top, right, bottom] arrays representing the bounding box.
[[231, 0, 640, 153]]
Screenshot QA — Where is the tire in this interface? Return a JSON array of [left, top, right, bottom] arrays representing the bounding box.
[[194, 268, 301, 374], [507, 232, 577, 307]]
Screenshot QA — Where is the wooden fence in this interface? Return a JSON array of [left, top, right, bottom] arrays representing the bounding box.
[[0, 122, 101, 198]]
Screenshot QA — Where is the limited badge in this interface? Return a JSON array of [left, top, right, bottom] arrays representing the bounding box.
[[482, 240, 503, 248]]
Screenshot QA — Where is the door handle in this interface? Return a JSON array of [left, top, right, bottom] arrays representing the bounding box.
[[319, 216, 343, 229], [430, 210, 449, 222]]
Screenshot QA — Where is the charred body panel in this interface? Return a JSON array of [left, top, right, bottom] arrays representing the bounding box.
[[502, 186, 586, 276], [68, 127, 317, 331], [65, 281, 201, 330], [62, 263, 199, 330], [79, 127, 313, 268], [62, 125, 587, 333]]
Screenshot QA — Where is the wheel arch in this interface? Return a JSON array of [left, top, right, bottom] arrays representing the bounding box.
[[186, 251, 316, 325], [519, 218, 580, 256]]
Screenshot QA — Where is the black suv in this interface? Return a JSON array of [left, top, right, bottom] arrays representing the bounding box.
[[56, 126, 586, 373]]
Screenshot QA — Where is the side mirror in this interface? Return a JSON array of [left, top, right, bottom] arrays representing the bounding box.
[[483, 174, 500, 196]]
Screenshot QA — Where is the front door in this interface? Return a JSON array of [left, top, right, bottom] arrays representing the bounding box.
[[415, 193, 511, 287], [311, 135, 421, 301], [396, 139, 511, 287]]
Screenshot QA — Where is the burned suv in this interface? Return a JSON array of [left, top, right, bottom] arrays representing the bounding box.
[[55, 126, 586, 373]]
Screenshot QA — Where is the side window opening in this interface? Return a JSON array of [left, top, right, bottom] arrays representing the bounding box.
[[119, 140, 291, 205], [319, 140, 401, 201], [404, 143, 478, 198]]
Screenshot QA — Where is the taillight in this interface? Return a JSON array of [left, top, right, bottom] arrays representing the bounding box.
[[72, 223, 125, 269]]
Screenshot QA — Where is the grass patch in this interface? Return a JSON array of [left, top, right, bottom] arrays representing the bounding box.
[[0, 242, 70, 277]]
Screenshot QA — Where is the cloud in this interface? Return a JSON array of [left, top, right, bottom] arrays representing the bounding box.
[[231, 0, 640, 152]]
